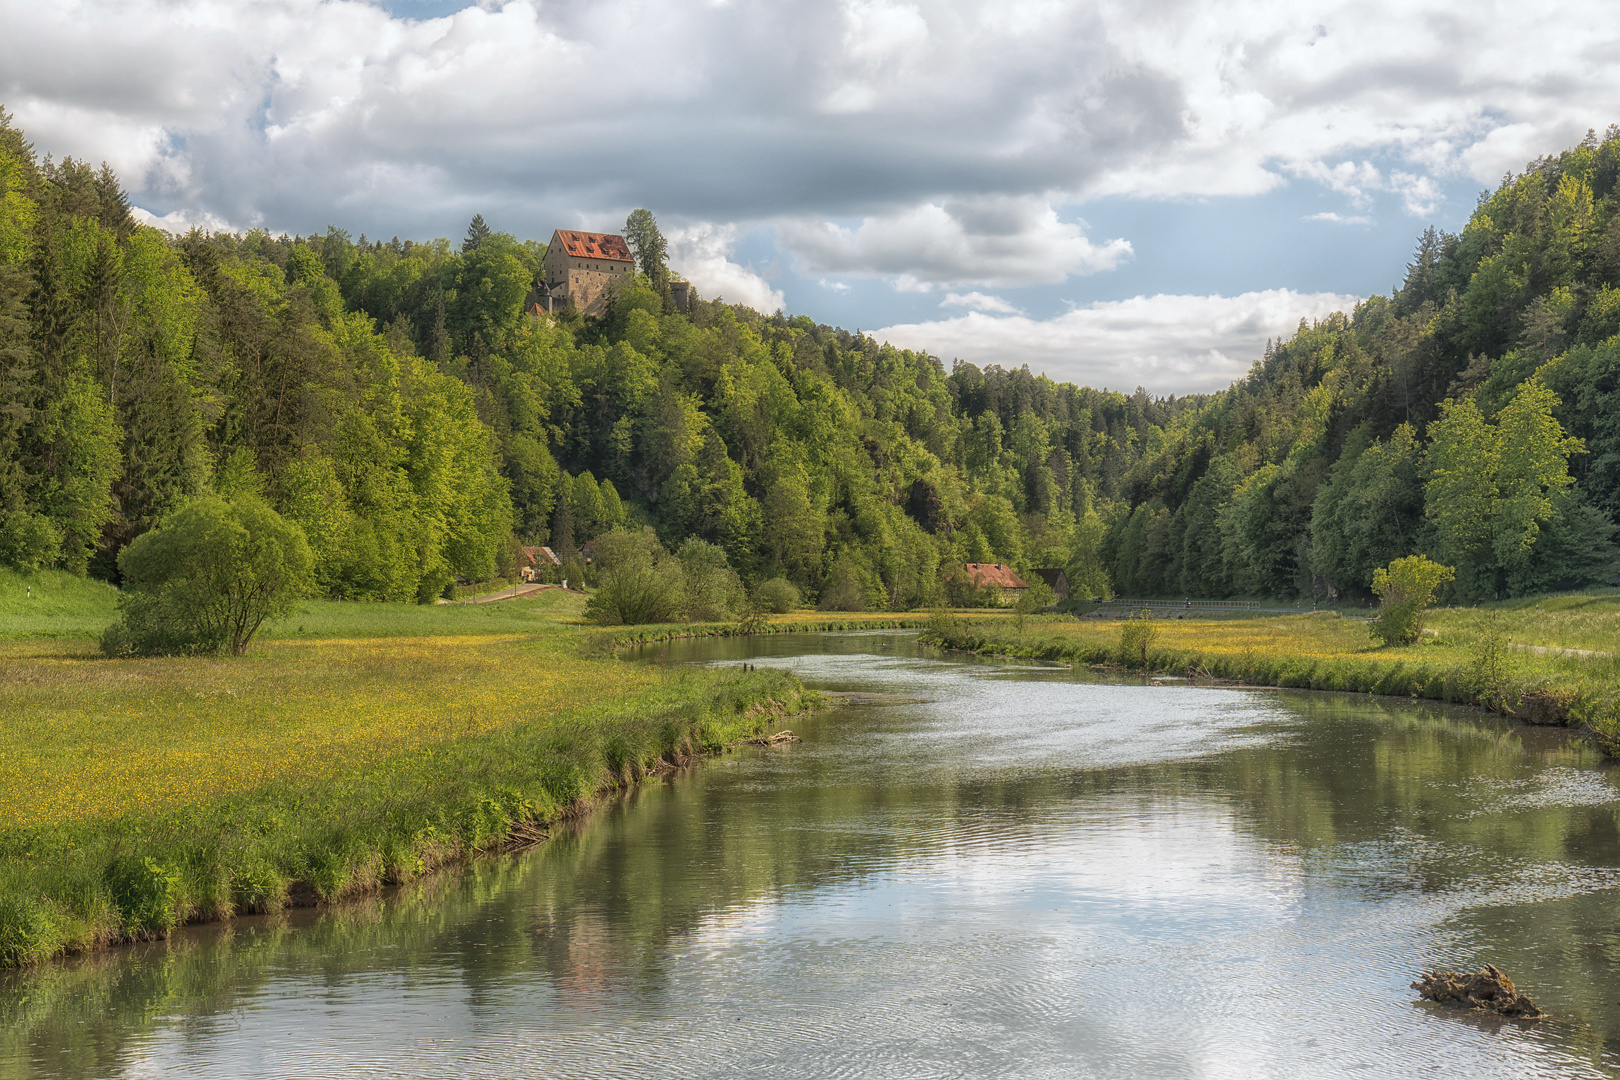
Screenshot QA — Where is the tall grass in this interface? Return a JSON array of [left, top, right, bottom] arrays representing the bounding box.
[[1428, 593, 1620, 654], [920, 606, 1620, 744], [0, 588, 817, 967]]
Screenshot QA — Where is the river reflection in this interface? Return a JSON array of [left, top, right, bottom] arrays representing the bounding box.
[[6, 631, 1620, 1077]]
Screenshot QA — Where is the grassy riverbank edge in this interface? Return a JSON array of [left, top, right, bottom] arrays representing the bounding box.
[[0, 663, 816, 969], [918, 613, 1620, 749], [596, 613, 937, 650]]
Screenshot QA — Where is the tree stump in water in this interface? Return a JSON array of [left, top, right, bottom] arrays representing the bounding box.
[[1412, 964, 1544, 1018]]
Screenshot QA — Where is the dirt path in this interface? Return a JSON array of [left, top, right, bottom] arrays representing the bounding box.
[[451, 583, 578, 604], [1509, 642, 1613, 660]]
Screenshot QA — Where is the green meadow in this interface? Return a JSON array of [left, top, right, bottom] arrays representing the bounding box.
[[0, 574, 815, 967]]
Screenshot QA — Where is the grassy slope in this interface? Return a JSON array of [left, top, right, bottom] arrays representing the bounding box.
[[0, 588, 816, 967], [921, 601, 1620, 740], [0, 569, 596, 642], [0, 568, 121, 640], [1432, 591, 1620, 653]]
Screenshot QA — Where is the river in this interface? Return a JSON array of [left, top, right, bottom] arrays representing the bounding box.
[[6, 631, 1620, 1077]]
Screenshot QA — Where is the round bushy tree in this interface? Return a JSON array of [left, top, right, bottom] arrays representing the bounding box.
[[754, 577, 801, 613], [583, 526, 683, 625], [1370, 555, 1455, 646], [101, 495, 314, 657]]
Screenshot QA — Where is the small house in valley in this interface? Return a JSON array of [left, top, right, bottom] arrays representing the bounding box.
[[517, 545, 562, 583], [1028, 568, 1070, 603], [965, 562, 1029, 604]]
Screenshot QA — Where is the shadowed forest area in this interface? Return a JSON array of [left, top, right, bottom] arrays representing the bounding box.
[[2, 107, 1618, 609]]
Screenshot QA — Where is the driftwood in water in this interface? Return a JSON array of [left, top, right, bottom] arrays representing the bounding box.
[[1412, 964, 1544, 1018], [744, 730, 801, 745]]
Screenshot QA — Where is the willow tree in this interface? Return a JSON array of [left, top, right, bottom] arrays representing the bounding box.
[[101, 495, 313, 656]]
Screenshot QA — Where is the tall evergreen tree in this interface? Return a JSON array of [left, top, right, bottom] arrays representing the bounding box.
[[462, 214, 491, 253], [623, 208, 667, 281]]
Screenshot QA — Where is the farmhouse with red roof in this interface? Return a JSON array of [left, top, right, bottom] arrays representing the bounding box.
[[965, 562, 1029, 604], [516, 544, 562, 582]]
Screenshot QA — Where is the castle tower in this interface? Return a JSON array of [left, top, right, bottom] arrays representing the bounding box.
[[542, 230, 635, 316]]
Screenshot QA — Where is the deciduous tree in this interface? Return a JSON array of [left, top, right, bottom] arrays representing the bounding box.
[[102, 495, 313, 656]]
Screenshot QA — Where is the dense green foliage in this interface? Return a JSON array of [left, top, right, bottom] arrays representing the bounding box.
[[3, 106, 1618, 605], [0, 111, 511, 603], [1370, 554, 1454, 645], [101, 494, 314, 655], [1101, 130, 1620, 601], [754, 576, 802, 613], [583, 526, 747, 625]]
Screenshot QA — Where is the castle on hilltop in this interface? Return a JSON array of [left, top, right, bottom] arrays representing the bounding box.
[[537, 229, 634, 317], [532, 228, 693, 317]]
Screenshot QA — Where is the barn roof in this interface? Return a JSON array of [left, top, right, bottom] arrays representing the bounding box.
[[551, 230, 633, 262], [1029, 568, 1068, 588], [965, 562, 1028, 589]]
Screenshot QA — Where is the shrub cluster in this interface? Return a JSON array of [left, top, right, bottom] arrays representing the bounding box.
[[584, 528, 747, 625], [1370, 555, 1455, 646], [1117, 610, 1157, 668], [754, 577, 802, 613]]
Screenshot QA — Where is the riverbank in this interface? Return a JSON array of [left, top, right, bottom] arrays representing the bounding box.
[[597, 611, 938, 650], [0, 590, 817, 967], [920, 601, 1620, 746]]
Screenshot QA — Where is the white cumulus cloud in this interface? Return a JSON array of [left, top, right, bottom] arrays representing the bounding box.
[[941, 291, 1023, 315], [778, 197, 1131, 289], [667, 222, 786, 313], [874, 289, 1365, 393], [130, 205, 243, 235], [9, 0, 1611, 238], [4, 0, 1619, 301]]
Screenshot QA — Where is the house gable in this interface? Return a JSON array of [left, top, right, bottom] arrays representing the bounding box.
[[1028, 568, 1070, 601]]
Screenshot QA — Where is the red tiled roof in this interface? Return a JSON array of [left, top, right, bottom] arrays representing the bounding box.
[[553, 230, 633, 262], [519, 545, 562, 566], [965, 562, 1028, 589]]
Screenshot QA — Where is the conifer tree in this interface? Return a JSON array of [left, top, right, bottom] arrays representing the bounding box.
[[462, 214, 491, 252], [623, 209, 668, 281]]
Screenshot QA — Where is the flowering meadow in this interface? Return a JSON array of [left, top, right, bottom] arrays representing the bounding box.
[[0, 634, 665, 829], [0, 590, 815, 966]]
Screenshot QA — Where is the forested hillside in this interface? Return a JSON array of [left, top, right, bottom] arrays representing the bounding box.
[[1104, 129, 1620, 602], [1, 106, 1616, 607]]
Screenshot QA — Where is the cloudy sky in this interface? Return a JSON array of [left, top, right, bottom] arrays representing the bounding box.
[[3, 0, 1615, 394]]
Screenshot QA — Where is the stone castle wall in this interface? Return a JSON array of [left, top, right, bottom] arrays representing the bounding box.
[[542, 243, 633, 317]]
